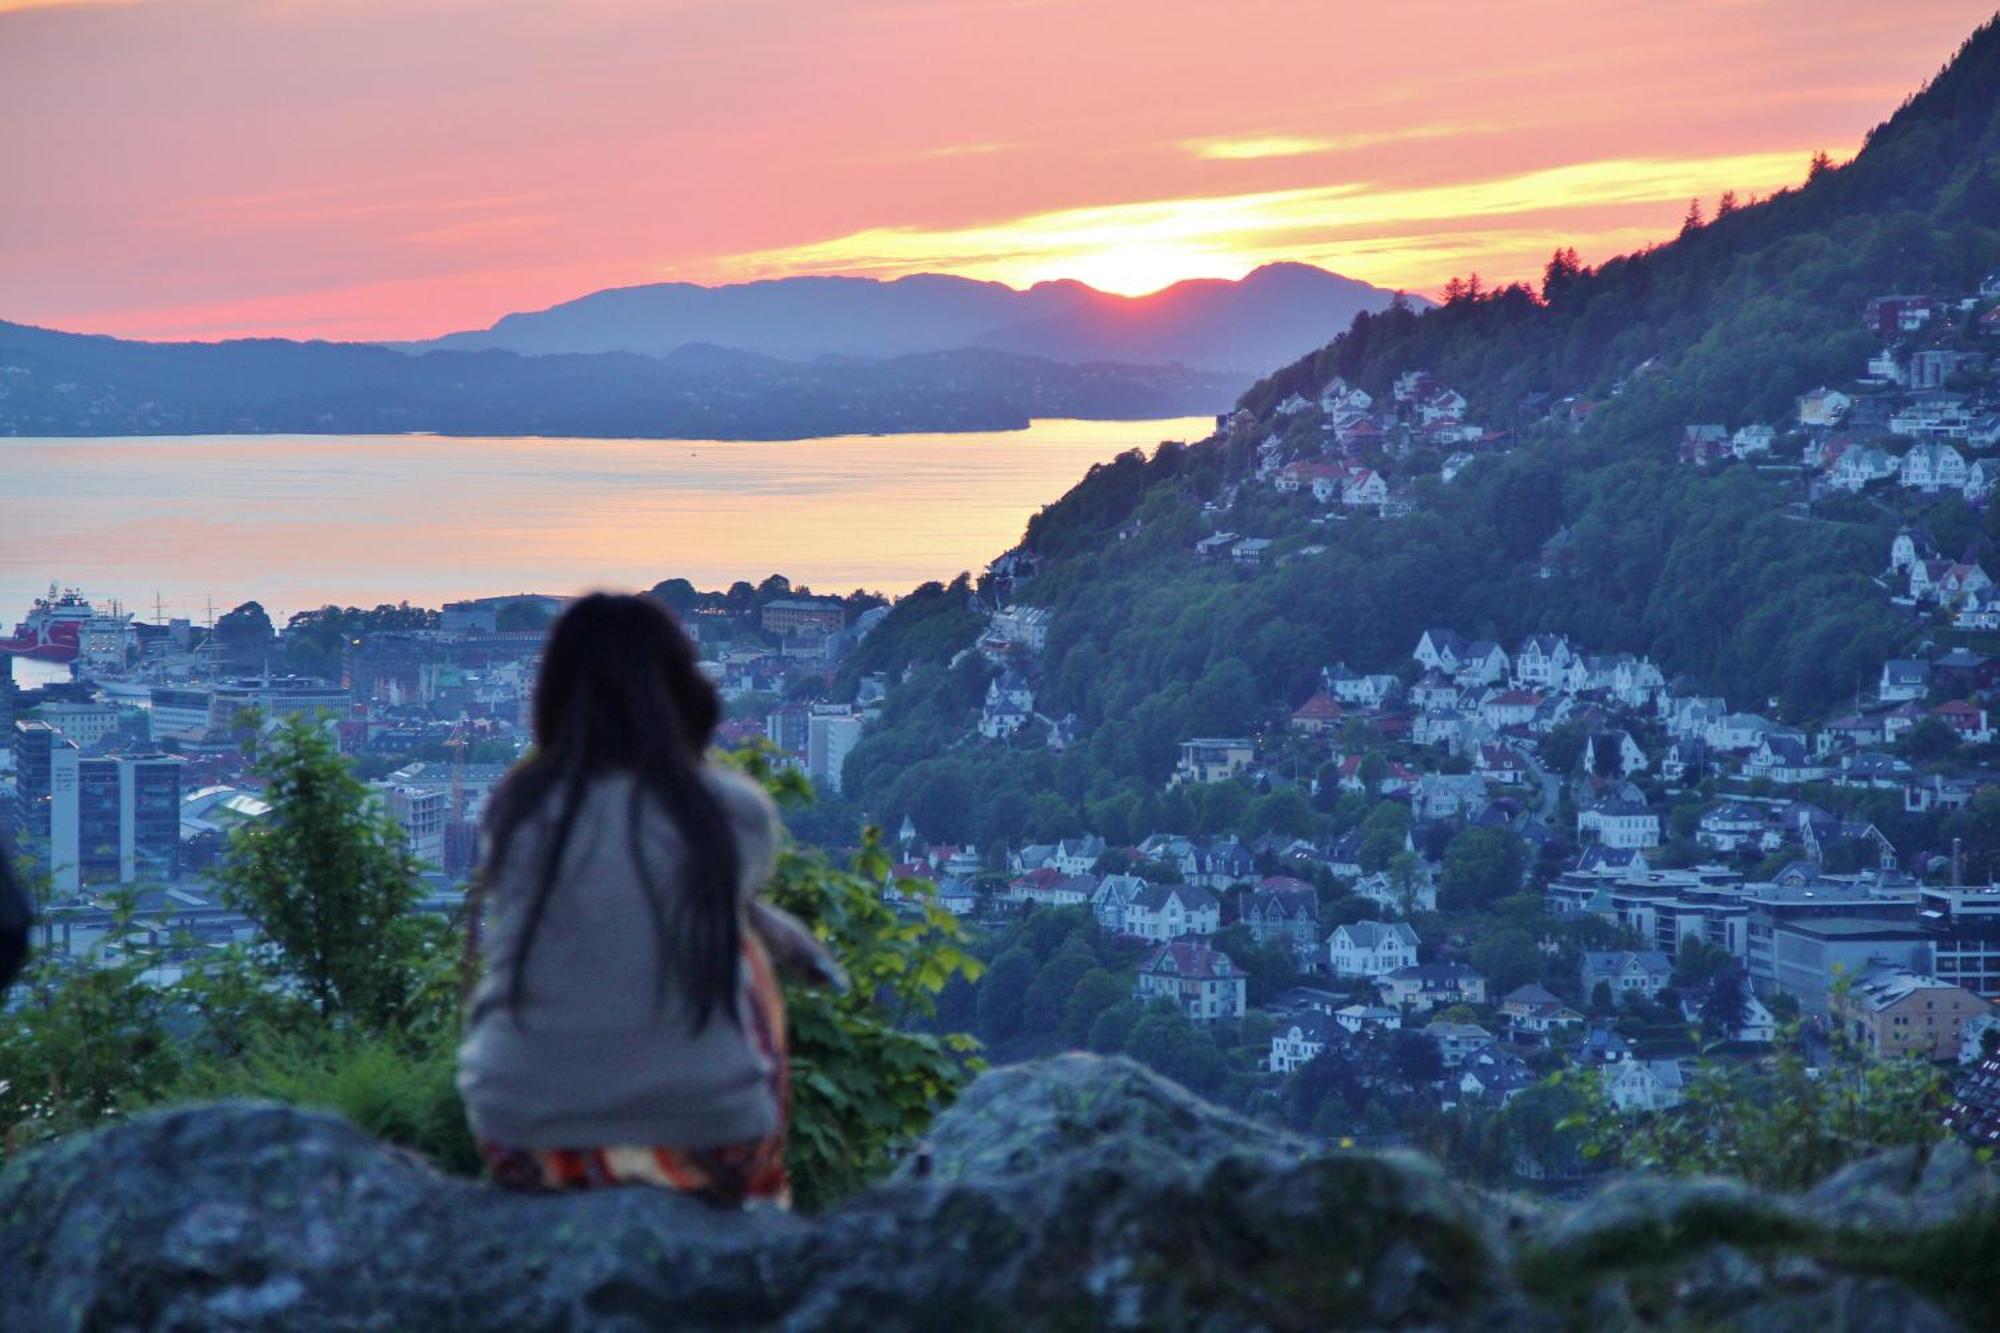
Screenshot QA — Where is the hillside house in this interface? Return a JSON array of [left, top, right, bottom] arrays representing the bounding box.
[[1830, 446, 1898, 490], [1455, 640, 1511, 686], [1172, 738, 1254, 786], [1933, 699, 1993, 743], [1863, 295, 1942, 337], [1124, 883, 1222, 942], [979, 671, 1035, 739], [1135, 941, 1246, 1023], [1409, 672, 1463, 710], [1578, 799, 1661, 850], [1324, 663, 1398, 707], [1424, 1022, 1495, 1068], [1659, 739, 1708, 785], [1746, 731, 1827, 785], [1967, 459, 2000, 504], [1335, 1004, 1402, 1034], [1456, 1051, 1538, 1105], [1679, 424, 1728, 464], [1584, 730, 1648, 777], [1476, 743, 1531, 785], [1731, 424, 1777, 458], [1900, 442, 1969, 492], [1879, 659, 1932, 703], [1581, 950, 1673, 1001], [1414, 629, 1469, 674], [1415, 772, 1490, 822], [1704, 712, 1776, 752], [1501, 984, 1585, 1036], [1342, 469, 1389, 508], [1958, 588, 2000, 630], [1697, 802, 1771, 854], [1354, 864, 1438, 915], [1603, 1059, 1686, 1112], [1797, 386, 1854, 427], [1513, 634, 1574, 688], [1328, 920, 1420, 979], [1890, 527, 1939, 572], [1833, 963, 1992, 1062], [1089, 874, 1147, 934], [1240, 881, 1320, 961], [1289, 690, 1345, 735], [1266, 1013, 1336, 1075], [1481, 689, 1544, 730], [1378, 963, 1488, 1012]]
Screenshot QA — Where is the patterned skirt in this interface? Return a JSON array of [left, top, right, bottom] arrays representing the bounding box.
[[479, 933, 792, 1209]]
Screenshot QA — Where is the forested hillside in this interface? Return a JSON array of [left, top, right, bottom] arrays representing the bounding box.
[[836, 18, 2000, 846]]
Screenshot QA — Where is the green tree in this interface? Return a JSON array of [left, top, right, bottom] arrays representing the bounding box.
[[975, 948, 1036, 1046], [1438, 829, 1525, 912], [1062, 969, 1131, 1047], [215, 715, 424, 1028]]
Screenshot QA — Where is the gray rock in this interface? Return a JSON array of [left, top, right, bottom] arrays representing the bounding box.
[[0, 1053, 1993, 1331]]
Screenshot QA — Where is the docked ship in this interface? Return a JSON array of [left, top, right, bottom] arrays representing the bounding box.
[[0, 586, 95, 663]]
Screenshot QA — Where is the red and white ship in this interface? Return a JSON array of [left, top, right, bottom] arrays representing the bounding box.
[[0, 586, 94, 663]]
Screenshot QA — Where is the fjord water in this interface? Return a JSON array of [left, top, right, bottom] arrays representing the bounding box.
[[0, 418, 1209, 622]]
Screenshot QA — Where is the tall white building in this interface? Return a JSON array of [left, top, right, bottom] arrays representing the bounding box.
[[807, 708, 863, 794]]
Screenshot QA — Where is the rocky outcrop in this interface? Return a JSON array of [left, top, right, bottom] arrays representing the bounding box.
[[1, 1053, 1994, 1330]]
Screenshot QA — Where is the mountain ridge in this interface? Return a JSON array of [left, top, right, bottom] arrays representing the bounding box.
[[407, 262, 1417, 374]]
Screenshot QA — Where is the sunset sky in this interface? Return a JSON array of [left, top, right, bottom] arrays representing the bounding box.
[[1, 0, 1991, 343]]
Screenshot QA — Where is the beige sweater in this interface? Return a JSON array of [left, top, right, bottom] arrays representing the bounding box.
[[456, 764, 782, 1150]]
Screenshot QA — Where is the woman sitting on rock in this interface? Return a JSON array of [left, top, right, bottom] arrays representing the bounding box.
[[458, 592, 841, 1208]]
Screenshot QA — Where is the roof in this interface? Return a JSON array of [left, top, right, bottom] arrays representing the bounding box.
[[1337, 920, 1420, 950], [1140, 940, 1239, 981]]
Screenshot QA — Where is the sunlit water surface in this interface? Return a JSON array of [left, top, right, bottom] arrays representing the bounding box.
[[0, 418, 1208, 635]]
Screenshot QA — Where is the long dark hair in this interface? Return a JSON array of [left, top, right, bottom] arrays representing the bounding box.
[[0, 842, 28, 994], [482, 593, 741, 1030]]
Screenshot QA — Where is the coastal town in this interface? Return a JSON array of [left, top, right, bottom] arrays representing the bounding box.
[[10, 275, 2000, 1169]]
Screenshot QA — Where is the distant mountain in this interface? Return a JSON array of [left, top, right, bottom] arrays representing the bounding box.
[[972, 264, 1419, 374], [0, 320, 1237, 440], [409, 265, 1416, 375]]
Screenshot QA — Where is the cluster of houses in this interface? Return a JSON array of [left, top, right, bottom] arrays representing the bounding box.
[[1678, 277, 2000, 496], [1239, 369, 1508, 530]]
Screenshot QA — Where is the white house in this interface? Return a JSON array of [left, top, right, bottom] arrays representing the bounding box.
[[1731, 424, 1777, 458], [1878, 659, 1932, 703], [1577, 799, 1660, 850], [1123, 883, 1222, 942], [1602, 1058, 1687, 1112], [1899, 442, 1969, 493], [1796, 386, 1852, 428], [1328, 920, 1421, 979], [1513, 635, 1574, 689], [1424, 1021, 1495, 1068], [1267, 1013, 1336, 1074], [979, 671, 1035, 739], [1581, 950, 1673, 1001], [1584, 730, 1648, 777]]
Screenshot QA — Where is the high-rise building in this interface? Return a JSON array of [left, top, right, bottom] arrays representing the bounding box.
[[13, 723, 181, 895], [807, 707, 863, 794]]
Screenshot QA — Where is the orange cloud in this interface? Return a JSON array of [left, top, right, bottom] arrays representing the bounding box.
[[707, 149, 1823, 297]]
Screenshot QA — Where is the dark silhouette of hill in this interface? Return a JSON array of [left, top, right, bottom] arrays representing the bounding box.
[[0, 319, 1237, 439], [409, 265, 1415, 374]]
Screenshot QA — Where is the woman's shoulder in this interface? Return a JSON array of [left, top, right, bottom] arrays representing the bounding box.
[[702, 764, 778, 834], [701, 764, 781, 889]]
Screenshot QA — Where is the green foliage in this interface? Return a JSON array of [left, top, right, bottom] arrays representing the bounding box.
[[738, 752, 985, 1211], [1563, 1026, 1951, 1191], [214, 715, 425, 1028], [1438, 829, 1526, 912], [171, 1028, 480, 1176], [0, 887, 178, 1154]]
